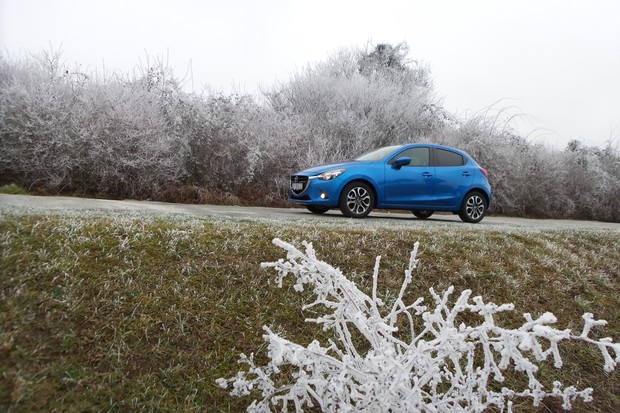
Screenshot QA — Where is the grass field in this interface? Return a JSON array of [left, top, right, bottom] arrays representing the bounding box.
[[1, 207, 619, 412]]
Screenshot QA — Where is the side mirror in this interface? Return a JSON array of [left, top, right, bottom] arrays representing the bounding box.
[[394, 157, 411, 169]]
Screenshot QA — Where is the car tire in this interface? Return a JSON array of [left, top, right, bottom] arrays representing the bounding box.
[[306, 205, 329, 214], [458, 191, 487, 223], [412, 210, 434, 219], [339, 182, 374, 218]]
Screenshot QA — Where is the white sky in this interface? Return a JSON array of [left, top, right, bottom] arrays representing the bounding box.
[[1, 0, 619, 148]]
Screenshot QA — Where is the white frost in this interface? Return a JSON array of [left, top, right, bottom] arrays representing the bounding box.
[[217, 239, 619, 412]]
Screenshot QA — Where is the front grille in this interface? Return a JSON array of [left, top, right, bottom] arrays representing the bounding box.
[[290, 175, 309, 194]]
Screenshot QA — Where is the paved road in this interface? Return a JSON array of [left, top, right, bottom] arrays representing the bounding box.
[[1, 194, 619, 232]]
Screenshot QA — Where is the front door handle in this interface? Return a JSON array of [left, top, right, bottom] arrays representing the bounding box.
[[422, 172, 432, 178]]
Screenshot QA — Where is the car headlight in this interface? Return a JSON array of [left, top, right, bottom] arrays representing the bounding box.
[[316, 169, 345, 180]]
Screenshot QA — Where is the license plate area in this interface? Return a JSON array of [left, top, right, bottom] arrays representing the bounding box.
[[291, 182, 304, 191]]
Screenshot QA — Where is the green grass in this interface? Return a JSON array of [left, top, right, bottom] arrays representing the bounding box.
[[0, 184, 32, 195], [1, 208, 619, 412]]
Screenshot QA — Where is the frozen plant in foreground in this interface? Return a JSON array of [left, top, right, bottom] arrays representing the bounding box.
[[217, 239, 619, 412]]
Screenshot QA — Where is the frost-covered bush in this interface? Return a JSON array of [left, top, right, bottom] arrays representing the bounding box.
[[0, 51, 188, 197], [217, 239, 619, 412], [264, 43, 442, 167]]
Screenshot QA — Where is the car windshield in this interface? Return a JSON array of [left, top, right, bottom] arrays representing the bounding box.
[[354, 145, 403, 162]]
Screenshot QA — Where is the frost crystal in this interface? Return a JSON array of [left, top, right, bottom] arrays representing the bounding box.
[[217, 239, 619, 412]]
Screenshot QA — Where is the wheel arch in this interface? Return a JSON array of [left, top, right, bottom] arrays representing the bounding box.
[[341, 178, 379, 208], [464, 188, 491, 208]]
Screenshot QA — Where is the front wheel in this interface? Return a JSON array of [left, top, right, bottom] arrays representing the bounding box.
[[458, 192, 487, 223], [412, 210, 434, 219], [306, 205, 329, 214], [339, 182, 374, 218]]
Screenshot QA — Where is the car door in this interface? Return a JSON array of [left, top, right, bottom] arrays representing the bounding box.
[[382, 147, 436, 207], [432, 148, 471, 207]]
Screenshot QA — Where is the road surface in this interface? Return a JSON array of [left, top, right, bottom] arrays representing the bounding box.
[[1, 194, 618, 232]]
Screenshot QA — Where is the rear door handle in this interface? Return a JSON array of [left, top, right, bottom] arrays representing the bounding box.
[[422, 172, 432, 178], [462, 172, 472, 177]]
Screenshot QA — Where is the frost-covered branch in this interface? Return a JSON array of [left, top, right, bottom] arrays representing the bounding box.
[[217, 239, 619, 412]]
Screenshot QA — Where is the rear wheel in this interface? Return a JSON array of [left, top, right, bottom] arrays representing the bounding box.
[[412, 210, 434, 219], [306, 205, 329, 214], [459, 192, 487, 223], [339, 182, 374, 218]]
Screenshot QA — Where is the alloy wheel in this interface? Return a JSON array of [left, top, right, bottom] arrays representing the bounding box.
[[340, 182, 374, 218], [459, 192, 487, 223]]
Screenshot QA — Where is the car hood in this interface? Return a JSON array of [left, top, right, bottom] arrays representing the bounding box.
[[294, 161, 362, 176]]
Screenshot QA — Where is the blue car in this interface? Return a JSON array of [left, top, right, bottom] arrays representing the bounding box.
[[289, 143, 492, 223]]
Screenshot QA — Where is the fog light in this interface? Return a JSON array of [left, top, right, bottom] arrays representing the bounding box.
[[320, 192, 328, 199]]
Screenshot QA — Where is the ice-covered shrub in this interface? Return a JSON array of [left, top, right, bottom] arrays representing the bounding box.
[[0, 50, 188, 197], [217, 239, 619, 412]]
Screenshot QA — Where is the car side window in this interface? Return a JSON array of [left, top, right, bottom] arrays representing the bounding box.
[[435, 148, 464, 166], [390, 147, 430, 167]]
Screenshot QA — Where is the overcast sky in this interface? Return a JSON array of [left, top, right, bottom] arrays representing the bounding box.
[[1, 0, 619, 148]]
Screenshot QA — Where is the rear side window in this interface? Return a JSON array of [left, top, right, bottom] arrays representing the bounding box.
[[390, 147, 430, 166], [435, 149, 465, 166]]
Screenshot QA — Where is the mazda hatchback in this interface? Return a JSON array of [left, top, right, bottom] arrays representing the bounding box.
[[289, 144, 492, 223]]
